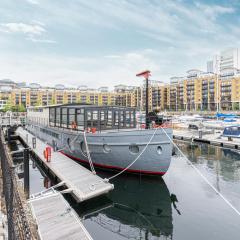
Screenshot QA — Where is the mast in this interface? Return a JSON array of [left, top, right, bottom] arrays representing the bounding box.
[[136, 70, 151, 129]]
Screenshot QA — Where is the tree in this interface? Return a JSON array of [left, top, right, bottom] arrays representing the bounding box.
[[2, 100, 12, 112], [17, 104, 26, 112]]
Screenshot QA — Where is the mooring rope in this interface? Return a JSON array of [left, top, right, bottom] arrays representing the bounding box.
[[88, 127, 160, 188], [57, 132, 80, 152], [83, 131, 96, 174], [160, 126, 240, 217]]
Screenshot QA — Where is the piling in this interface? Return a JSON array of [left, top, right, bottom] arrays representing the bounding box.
[[24, 148, 30, 199]]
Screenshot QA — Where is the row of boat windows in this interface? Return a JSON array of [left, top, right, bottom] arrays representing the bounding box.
[[49, 107, 136, 129], [40, 128, 59, 139], [67, 139, 163, 155]]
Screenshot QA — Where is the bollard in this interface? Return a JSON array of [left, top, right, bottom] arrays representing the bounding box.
[[26, 134, 29, 144], [23, 148, 30, 199], [7, 128, 11, 142], [199, 130, 202, 139], [52, 140, 57, 152], [32, 160, 36, 169], [32, 137, 36, 149]]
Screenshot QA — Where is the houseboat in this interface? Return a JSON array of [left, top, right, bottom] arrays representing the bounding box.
[[26, 104, 173, 175]]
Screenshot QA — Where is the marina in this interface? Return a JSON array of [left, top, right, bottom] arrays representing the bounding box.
[[1, 1, 240, 239], [0, 115, 240, 239]]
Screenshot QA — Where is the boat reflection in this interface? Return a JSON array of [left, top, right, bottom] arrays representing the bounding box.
[[75, 173, 174, 239]]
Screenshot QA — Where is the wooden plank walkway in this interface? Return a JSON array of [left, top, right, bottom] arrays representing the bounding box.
[[173, 129, 240, 150], [29, 191, 92, 240], [16, 127, 114, 202]]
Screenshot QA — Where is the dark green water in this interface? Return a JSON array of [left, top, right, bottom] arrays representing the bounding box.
[[11, 140, 240, 239]]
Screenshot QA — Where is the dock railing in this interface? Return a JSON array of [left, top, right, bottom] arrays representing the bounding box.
[[0, 128, 39, 240]]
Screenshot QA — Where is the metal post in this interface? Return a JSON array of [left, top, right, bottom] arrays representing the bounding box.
[[146, 77, 149, 129], [23, 148, 30, 199], [26, 133, 28, 144], [32, 137, 36, 149], [7, 127, 11, 142]]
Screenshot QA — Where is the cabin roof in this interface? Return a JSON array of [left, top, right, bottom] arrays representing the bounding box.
[[49, 103, 135, 110], [28, 103, 135, 110]]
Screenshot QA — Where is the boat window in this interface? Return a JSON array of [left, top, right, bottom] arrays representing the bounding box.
[[56, 107, 61, 127], [62, 108, 67, 115], [157, 146, 162, 154], [93, 111, 98, 120], [129, 144, 139, 154], [100, 111, 105, 121], [107, 110, 112, 128], [77, 114, 84, 126], [69, 108, 75, 115], [61, 114, 67, 127], [68, 108, 76, 128], [120, 110, 124, 127], [87, 111, 92, 121], [232, 127, 238, 131], [114, 111, 119, 126], [49, 108, 55, 126], [77, 109, 84, 114], [103, 144, 111, 153], [61, 108, 68, 127]]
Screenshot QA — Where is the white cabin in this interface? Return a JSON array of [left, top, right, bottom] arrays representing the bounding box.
[[27, 106, 50, 126]]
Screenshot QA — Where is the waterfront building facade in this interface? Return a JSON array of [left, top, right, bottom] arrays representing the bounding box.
[[1, 49, 240, 112], [0, 74, 239, 112]]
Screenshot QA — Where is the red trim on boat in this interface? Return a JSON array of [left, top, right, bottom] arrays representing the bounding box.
[[60, 151, 166, 176]]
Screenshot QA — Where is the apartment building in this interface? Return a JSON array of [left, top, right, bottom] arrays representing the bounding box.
[[1, 47, 240, 112]]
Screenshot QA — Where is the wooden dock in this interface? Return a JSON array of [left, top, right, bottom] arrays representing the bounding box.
[[16, 127, 114, 202], [29, 190, 92, 240], [173, 129, 240, 150]]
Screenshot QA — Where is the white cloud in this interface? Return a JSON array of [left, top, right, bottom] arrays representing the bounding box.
[[26, 35, 57, 44], [0, 22, 56, 44], [0, 50, 161, 89], [25, 0, 39, 5], [0, 0, 239, 86], [0, 22, 45, 35], [195, 2, 235, 20]]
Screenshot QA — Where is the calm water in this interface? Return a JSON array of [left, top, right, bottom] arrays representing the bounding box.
[[11, 140, 240, 240]]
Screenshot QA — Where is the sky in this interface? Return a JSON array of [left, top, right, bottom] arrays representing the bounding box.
[[0, 0, 240, 89]]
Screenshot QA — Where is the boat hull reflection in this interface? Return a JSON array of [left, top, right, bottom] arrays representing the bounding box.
[[79, 173, 173, 239]]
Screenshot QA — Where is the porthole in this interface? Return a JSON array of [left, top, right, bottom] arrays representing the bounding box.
[[129, 144, 139, 154], [157, 146, 162, 155], [103, 144, 111, 153]]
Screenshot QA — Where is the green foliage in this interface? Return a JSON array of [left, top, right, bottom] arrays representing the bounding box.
[[233, 103, 240, 110], [2, 103, 26, 112], [50, 98, 56, 105]]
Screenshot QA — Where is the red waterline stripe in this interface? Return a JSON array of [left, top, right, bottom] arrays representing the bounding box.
[[60, 151, 166, 176]]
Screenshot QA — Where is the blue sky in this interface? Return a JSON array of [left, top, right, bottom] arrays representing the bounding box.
[[0, 0, 240, 88]]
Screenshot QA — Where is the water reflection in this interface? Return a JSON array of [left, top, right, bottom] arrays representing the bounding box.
[[10, 140, 53, 194], [177, 141, 240, 182], [73, 173, 174, 240]]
